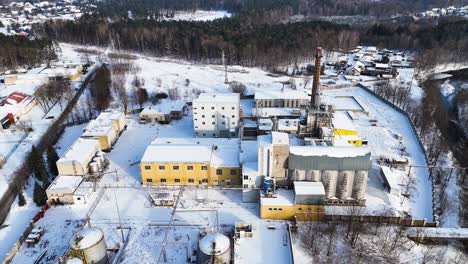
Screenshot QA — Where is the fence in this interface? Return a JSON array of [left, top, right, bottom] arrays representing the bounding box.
[[2, 221, 35, 264], [321, 214, 438, 227]]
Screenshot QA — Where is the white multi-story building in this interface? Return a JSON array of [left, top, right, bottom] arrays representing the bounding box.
[[193, 93, 240, 138]]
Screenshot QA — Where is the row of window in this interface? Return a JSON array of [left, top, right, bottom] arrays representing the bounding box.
[[194, 121, 236, 126], [144, 166, 237, 175], [196, 114, 236, 119], [194, 132, 237, 137], [146, 178, 233, 184], [194, 106, 236, 110], [266, 207, 323, 212]]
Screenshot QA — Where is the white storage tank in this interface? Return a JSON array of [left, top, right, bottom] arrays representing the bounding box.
[[89, 162, 99, 174], [352, 170, 368, 200], [97, 151, 106, 165], [66, 258, 83, 264], [322, 170, 338, 198], [199, 232, 231, 264], [70, 227, 108, 264], [92, 157, 102, 170], [337, 170, 355, 199]]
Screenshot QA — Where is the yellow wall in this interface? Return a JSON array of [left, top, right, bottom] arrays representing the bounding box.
[[98, 136, 111, 151], [140, 163, 241, 186], [333, 129, 362, 146], [260, 204, 325, 221]]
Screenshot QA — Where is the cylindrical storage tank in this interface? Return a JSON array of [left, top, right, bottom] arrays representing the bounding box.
[[337, 171, 355, 199], [352, 171, 368, 200], [70, 228, 107, 264], [89, 162, 99, 174], [322, 170, 337, 198], [97, 151, 106, 164], [295, 170, 305, 181], [66, 258, 83, 264], [199, 233, 231, 264], [92, 157, 102, 170], [308, 170, 321, 182]]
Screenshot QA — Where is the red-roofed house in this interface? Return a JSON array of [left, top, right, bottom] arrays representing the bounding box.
[[0, 92, 36, 129]]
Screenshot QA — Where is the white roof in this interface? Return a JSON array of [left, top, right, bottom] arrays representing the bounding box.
[[82, 120, 114, 137], [254, 88, 309, 100], [271, 132, 289, 145], [141, 138, 240, 167], [140, 100, 186, 115], [58, 138, 100, 164], [47, 175, 83, 192], [194, 93, 239, 103], [278, 119, 299, 131], [71, 228, 104, 249], [254, 107, 301, 117], [199, 233, 230, 255], [294, 181, 325, 196], [375, 63, 389, 69], [332, 111, 356, 132], [260, 189, 294, 206], [96, 111, 124, 122], [289, 146, 371, 158]]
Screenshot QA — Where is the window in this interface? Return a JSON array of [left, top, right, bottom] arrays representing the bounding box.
[[173, 165, 179, 170], [201, 166, 208, 170], [222, 115, 225, 118], [230, 169, 237, 175], [232, 122, 235, 125], [298, 208, 302, 211], [268, 208, 272, 211], [212, 134, 216, 136], [202, 133, 206, 136], [160, 179, 167, 183], [212, 115, 215, 118], [194, 118, 198, 121], [278, 208, 283, 211], [202, 179, 208, 183], [193, 107, 197, 110], [243, 175, 248, 180], [216, 169, 222, 175], [146, 178, 153, 183], [273, 208, 278, 211], [202, 115, 205, 118], [202, 122, 206, 125], [222, 122, 226, 125], [188, 179, 194, 183], [243, 184, 248, 188], [77, 197, 81, 200], [211, 107, 214, 110], [159, 166, 165, 170], [212, 122, 215, 125], [144, 165, 151, 170], [232, 107, 235, 110], [201, 107, 204, 110], [222, 107, 225, 110], [307, 208, 312, 211], [232, 115, 235, 118], [187, 165, 193, 170], [175, 179, 180, 183]]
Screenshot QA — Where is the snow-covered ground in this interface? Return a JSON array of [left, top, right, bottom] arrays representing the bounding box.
[[161, 10, 231, 21]]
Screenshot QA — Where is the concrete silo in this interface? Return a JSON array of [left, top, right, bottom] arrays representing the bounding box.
[[352, 170, 368, 200], [322, 170, 338, 198], [337, 170, 355, 199], [198, 232, 231, 264], [70, 227, 108, 264]]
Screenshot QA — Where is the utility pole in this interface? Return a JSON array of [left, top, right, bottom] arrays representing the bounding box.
[[114, 191, 125, 243], [223, 49, 229, 84]]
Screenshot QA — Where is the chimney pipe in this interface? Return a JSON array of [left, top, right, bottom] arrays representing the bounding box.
[[311, 47, 323, 108]]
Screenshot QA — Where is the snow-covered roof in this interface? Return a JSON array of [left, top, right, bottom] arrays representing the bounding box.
[[271, 132, 289, 145], [199, 233, 230, 256], [141, 138, 240, 167], [82, 119, 113, 137], [140, 100, 186, 115], [260, 189, 294, 206], [254, 88, 309, 100], [71, 228, 104, 250], [278, 119, 299, 132], [47, 175, 83, 192], [194, 93, 239, 103], [294, 181, 325, 196], [58, 138, 100, 164], [289, 146, 371, 158], [255, 107, 301, 117], [332, 111, 356, 132], [258, 118, 273, 130], [96, 111, 124, 122]]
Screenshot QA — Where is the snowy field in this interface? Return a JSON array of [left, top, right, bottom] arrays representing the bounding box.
[[161, 10, 231, 21]]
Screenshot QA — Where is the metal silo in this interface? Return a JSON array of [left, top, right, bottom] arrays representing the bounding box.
[[70, 227, 108, 264], [198, 232, 231, 264]]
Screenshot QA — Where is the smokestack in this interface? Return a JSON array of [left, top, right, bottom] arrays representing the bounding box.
[[311, 47, 323, 108]]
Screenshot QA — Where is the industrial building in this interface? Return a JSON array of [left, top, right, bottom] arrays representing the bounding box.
[[0, 91, 36, 130], [81, 111, 126, 151], [193, 93, 240, 138], [56, 138, 104, 176], [140, 138, 241, 186]]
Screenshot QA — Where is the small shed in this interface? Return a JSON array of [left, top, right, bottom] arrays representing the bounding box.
[[293, 181, 325, 205]]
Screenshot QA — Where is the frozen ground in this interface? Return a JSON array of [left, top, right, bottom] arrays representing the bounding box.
[[161, 10, 231, 21]]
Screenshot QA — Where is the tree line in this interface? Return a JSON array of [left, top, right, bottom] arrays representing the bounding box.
[[0, 34, 57, 71]]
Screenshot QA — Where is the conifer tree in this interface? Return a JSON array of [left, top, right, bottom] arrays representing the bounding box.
[[46, 145, 60, 177], [18, 190, 26, 206], [33, 182, 47, 206]]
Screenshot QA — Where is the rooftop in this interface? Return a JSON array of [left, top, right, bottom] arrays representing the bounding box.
[[194, 93, 240, 103], [47, 175, 83, 192], [82, 119, 114, 137], [140, 100, 186, 115], [260, 189, 294, 206], [289, 146, 371, 158], [294, 181, 325, 196], [332, 111, 356, 132], [254, 88, 309, 100], [57, 138, 100, 164]]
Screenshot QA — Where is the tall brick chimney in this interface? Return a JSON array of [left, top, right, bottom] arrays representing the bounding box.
[[311, 47, 323, 108]]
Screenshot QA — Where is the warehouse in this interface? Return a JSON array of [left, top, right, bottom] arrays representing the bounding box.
[[46, 175, 84, 204], [56, 138, 102, 176]]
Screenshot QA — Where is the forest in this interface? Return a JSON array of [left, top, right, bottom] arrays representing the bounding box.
[[91, 0, 468, 18], [0, 34, 56, 71]]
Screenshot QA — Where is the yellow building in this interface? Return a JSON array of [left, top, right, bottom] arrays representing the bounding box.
[[81, 111, 126, 151], [260, 182, 326, 221], [140, 138, 241, 186], [332, 111, 362, 146]]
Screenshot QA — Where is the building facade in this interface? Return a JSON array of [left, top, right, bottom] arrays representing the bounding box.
[[193, 93, 240, 138]]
